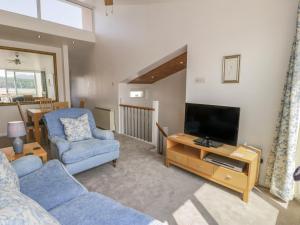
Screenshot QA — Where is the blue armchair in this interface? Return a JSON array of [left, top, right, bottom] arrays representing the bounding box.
[[44, 108, 120, 175]]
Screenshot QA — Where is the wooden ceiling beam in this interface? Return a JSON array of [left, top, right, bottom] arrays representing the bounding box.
[[129, 52, 187, 84]]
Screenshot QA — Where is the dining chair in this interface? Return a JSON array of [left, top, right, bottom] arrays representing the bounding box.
[[39, 98, 54, 112], [53, 101, 69, 110], [16, 101, 37, 142], [23, 95, 33, 102], [79, 99, 86, 108]]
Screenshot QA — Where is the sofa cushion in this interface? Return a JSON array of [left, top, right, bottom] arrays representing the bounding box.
[[0, 152, 19, 192], [12, 155, 43, 178], [50, 192, 163, 225], [0, 190, 60, 225], [20, 160, 87, 211], [61, 139, 120, 164], [60, 113, 92, 142]]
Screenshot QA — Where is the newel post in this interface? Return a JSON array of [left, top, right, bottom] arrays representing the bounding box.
[[152, 101, 159, 146]]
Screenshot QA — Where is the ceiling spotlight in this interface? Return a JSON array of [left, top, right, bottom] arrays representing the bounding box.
[[179, 61, 184, 64], [151, 76, 155, 79], [37, 35, 41, 39]]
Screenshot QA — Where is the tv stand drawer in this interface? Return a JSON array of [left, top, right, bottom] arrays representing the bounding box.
[[213, 166, 247, 190], [168, 150, 188, 165], [188, 158, 214, 176]]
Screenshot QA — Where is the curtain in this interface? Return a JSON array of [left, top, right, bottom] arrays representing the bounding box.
[[295, 132, 300, 201], [264, 3, 300, 202]]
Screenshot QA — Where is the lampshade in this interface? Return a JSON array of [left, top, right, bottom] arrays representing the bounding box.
[[7, 121, 26, 138]]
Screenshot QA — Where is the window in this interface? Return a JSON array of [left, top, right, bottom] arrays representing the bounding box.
[[130, 91, 144, 98], [0, 0, 38, 18], [6, 71, 16, 96], [0, 70, 42, 100], [41, 0, 83, 29], [15, 72, 37, 96], [0, 70, 6, 95], [0, 0, 93, 31]]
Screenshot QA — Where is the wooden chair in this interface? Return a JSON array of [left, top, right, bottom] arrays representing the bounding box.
[[79, 99, 86, 108], [39, 98, 53, 112], [53, 102, 69, 110], [16, 101, 37, 142], [23, 95, 33, 102]]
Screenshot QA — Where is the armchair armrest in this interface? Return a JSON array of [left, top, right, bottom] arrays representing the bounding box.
[[92, 128, 114, 140], [12, 155, 43, 178], [49, 136, 71, 158]]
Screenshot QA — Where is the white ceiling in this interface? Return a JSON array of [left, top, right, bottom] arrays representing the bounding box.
[[68, 0, 96, 8], [69, 0, 178, 8]]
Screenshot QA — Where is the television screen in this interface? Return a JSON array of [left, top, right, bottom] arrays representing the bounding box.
[[184, 103, 240, 145]]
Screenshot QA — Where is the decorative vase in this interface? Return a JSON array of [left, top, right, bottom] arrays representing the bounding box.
[[12, 137, 24, 154]]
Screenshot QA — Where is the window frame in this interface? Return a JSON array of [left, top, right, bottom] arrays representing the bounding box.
[[0, 46, 59, 106]]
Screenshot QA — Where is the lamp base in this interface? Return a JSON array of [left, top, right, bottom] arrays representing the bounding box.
[[13, 137, 24, 154]]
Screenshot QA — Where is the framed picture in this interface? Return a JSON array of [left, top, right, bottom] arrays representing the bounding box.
[[222, 55, 241, 83]]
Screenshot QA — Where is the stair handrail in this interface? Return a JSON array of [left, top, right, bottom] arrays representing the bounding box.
[[156, 122, 168, 138]]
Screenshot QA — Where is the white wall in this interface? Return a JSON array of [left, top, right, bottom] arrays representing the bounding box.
[[70, 0, 298, 183], [0, 39, 70, 136], [119, 70, 186, 135]]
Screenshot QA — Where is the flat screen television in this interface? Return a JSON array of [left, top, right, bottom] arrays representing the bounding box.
[[184, 103, 240, 146]]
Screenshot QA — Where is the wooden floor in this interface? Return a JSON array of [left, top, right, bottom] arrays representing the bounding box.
[[0, 136, 12, 148]]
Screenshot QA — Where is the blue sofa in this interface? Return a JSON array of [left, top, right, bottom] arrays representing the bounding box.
[[44, 108, 120, 175], [6, 155, 163, 225]]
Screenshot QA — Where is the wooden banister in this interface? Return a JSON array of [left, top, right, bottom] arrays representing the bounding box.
[[119, 104, 155, 111], [156, 122, 167, 138]]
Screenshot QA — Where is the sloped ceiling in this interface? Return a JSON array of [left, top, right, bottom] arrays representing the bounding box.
[[129, 51, 187, 84]]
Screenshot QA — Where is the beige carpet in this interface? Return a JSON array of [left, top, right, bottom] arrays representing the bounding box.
[[75, 134, 300, 225]]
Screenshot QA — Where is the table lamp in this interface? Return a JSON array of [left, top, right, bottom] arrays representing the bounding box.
[[7, 121, 26, 154]]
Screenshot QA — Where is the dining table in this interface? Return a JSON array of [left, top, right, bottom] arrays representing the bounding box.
[[27, 108, 52, 144]]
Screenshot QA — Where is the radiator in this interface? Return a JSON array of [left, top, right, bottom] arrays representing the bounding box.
[[93, 107, 115, 131]]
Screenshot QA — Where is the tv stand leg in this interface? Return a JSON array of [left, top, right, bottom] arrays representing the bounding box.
[[243, 191, 249, 203]]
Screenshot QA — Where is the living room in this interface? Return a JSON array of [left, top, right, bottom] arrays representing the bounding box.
[[0, 0, 300, 225]]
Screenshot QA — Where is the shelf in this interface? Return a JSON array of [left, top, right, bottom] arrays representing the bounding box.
[[168, 134, 257, 163], [168, 144, 200, 159]]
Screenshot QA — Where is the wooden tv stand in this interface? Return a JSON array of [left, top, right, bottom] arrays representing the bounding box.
[[166, 134, 260, 202]]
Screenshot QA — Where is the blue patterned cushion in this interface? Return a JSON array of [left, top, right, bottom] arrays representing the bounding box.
[[60, 114, 92, 142], [0, 152, 19, 192], [0, 190, 60, 225]]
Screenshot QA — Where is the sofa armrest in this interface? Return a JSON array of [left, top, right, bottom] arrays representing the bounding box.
[[12, 155, 43, 178], [92, 128, 114, 140], [50, 136, 71, 158]]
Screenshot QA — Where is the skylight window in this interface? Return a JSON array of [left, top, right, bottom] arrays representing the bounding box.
[[0, 0, 93, 31], [40, 0, 83, 29], [0, 0, 38, 18]]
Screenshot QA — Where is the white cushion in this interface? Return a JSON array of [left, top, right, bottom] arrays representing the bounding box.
[[0, 190, 60, 225], [0, 152, 19, 192], [60, 113, 92, 142]]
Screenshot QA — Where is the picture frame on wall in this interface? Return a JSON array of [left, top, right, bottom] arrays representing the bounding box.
[[222, 55, 241, 83]]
